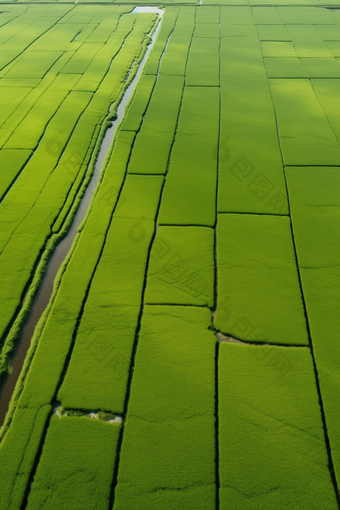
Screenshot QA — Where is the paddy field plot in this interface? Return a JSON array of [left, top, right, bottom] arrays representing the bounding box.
[[0, 3, 339, 510]]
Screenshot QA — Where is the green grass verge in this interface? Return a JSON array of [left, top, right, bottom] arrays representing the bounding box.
[[214, 213, 308, 345], [113, 305, 216, 509], [145, 226, 214, 307], [219, 342, 338, 509], [26, 416, 120, 510], [158, 86, 219, 226], [285, 166, 340, 486]]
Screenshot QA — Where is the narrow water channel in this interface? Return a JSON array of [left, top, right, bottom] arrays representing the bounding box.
[[0, 7, 164, 427]]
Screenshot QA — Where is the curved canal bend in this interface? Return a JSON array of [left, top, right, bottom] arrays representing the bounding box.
[[0, 7, 165, 426]]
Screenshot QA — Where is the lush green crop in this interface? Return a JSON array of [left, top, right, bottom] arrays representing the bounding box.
[[26, 416, 120, 510], [312, 79, 340, 143], [219, 342, 338, 509], [5, 51, 63, 79], [214, 213, 309, 345], [218, 33, 288, 215], [0, 130, 134, 508], [121, 74, 156, 132], [127, 75, 184, 175], [0, 149, 32, 200], [57, 217, 155, 414], [270, 79, 340, 165], [144, 7, 179, 75], [286, 166, 340, 484], [195, 6, 219, 23], [159, 7, 195, 76], [1, 5, 339, 509], [0, 86, 32, 126], [264, 57, 307, 78], [0, 11, 157, 345], [158, 86, 219, 226], [113, 305, 216, 509], [145, 226, 214, 307], [0, 405, 52, 510], [186, 37, 219, 86]]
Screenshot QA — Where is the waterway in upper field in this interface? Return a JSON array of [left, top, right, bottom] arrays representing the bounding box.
[[0, 7, 165, 427]]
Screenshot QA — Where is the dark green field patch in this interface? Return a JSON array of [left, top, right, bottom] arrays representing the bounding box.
[[26, 416, 120, 510], [121, 74, 156, 132], [219, 343, 338, 510], [57, 218, 155, 414], [285, 166, 340, 484], [145, 226, 214, 307], [114, 174, 163, 220], [113, 305, 216, 510], [0, 149, 31, 200], [158, 86, 219, 225], [214, 213, 308, 345], [270, 78, 340, 165], [127, 75, 184, 175], [186, 37, 219, 86], [4, 51, 63, 79], [219, 36, 288, 215], [264, 57, 307, 78]]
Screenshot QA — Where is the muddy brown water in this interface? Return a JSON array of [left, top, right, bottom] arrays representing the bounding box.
[[0, 7, 164, 427]]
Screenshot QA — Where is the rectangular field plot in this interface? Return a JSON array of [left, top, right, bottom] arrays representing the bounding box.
[[0, 149, 32, 200], [264, 57, 307, 78], [0, 86, 32, 126], [300, 57, 340, 77], [312, 79, 340, 143], [186, 37, 219, 86], [145, 226, 214, 307], [218, 36, 288, 215], [159, 7, 195, 76], [4, 51, 63, 79], [214, 214, 308, 345], [57, 216, 156, 414], [26, 416, 120, 510], [113, 306, 216, 510], [219, 343, 338, 510], [270, 79, 340, 166], [121, 74, 156, 132], [158, 86, 219, 226], [127, 75, 184, 175], [286, 166, 340, 484]]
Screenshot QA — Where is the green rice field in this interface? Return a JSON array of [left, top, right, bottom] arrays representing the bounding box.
[[0, 1, 339, 509]]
